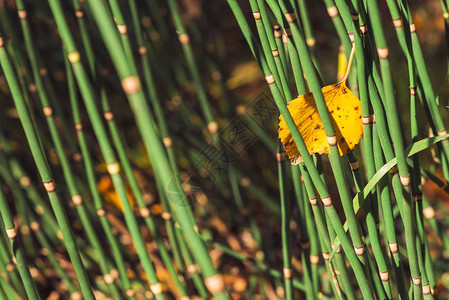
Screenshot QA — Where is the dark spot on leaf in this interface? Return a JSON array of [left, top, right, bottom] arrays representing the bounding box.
[[354, 107, 359, 110], [337, 106, 340, 110], [315, 125, 321, 129]]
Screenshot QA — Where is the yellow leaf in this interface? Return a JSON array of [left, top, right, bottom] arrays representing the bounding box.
[[278, 44, 362, 164], [337, 46, 348, 82], [97, 176, 135, 212]]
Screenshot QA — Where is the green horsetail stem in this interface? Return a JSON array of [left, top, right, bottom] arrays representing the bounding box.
[[0, 34, 95, 300], [366, 1, 421, 299], [67, 0, 230, 298], [0, 186, 39, 300], [226, 1, 373, 297]]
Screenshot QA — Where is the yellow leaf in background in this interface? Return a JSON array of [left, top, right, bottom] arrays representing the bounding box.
[[337, 46, 348, 82], [97, 176, 135, 212], [226, 61, 263, 90], [278, 44, 362, 165]]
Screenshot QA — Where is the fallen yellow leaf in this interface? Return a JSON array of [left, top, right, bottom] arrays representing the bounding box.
[[278, 44, 362, 164]]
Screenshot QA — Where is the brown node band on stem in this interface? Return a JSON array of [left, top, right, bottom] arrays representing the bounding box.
[[362, 115, 370, 125], [393, 18, 403, 28], [208, 121, 218, 133], [150, 283, 162, 295], [377, 48, 389, 59], [322, 252, 330, 260], [35, 205, 44, 215], [399, 174, 410, 186], [21, 226, 29, 236], [6, 263, 15, 271], [187, 264, 199, 274], [72, 194, 82, 206], [97, 208, 106, 217], [306, 38, 316, 47], [423, 207, 435, 219], [107, 162, 120, 175], [326, 135, 337, 146], [410, 22, 416, 33], [104, 111, 114, 121], [20, 176, 30, 187], [273, 25, 282, 38], [75, 123, 83, 131], [240, 177, 251, 187], [423, 284, 431, 295], [272, 49, 279, 57], [67, 51, 80, 63], [309, 197, 318, 206], [205, 274, 225, 294], [412, 276, 421, 286], [161, 212, 171, 220], [310, 254, 319, 264], [409, 86, 417, 95], [40, 67, 48, 76], [389, 242, 398, 254], [163, 137, 172, 148], [30, 221, 40, 232], [265, 74, 275, 85], [121, 76, 140, 95], [126, 289, 135, 297], [138, 46, 147, 55], [252, 11, 261, 20], [43, 106, 53, 117], [28, 83, 37, 93], [43, 180, 56, 192], [18, 10, 27, 19], [104, 274, 114, 284], [178, 33, 190, 45], [236, 105, 246, 115], [140, 207, 150, 218], [6, 228, 16, 239], [437, 129, 448, 141], [444, 12, 449, 19], [0, 37, 4, 48], [379, 271, 389, 282], [75, 9, 84, 18], [322, 196, 332, 207], [327, 6, 338, 18], [348, 32, 354, 43], [283, 268, 292, 279], [285, 12, 296, 23], [354, 245, 365, 256], [332, 244, 342, 253], [117, 24, 127, 35], [359, 24, 368, 34]]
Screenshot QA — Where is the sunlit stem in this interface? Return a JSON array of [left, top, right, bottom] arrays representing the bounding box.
[[342, 43, 356, 83]]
